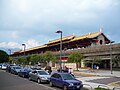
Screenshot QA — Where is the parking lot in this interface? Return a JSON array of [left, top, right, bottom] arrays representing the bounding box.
[[1, 68, 120, 90], [0, 70, 61, 90]]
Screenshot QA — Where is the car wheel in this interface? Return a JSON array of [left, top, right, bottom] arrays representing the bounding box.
[[49, 81, 54, 87], [63, 85, 68, 90], [22, 74, 25, 78], [80, 87, 83, 90], [37, 78, 41, 84], [18, 73, 20, 76], [29, 76, 32, 81]]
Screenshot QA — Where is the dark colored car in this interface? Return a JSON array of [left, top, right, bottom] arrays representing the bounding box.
[[6, 64, 15, 73], [18, 67, 32, 78], [50, 72, 83, 90], [10, 66, 22, 75]]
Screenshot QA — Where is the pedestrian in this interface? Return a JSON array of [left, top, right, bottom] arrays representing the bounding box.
[[64, 66, 69, 73], [68, 68, 73, 74], [45, 66, 52, 74], [96, 66, 99, 73], [94, 65, 97, 69]]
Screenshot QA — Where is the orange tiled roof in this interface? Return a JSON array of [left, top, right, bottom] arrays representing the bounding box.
[[21, 44, 47, 52], [15, 31, 106, 53], [72, 32, 101, 41], [44, 32, 102, 47], [47, 34, 76, 45]]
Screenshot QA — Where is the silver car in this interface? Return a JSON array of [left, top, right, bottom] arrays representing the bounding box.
[[10, 66, 22, 74], [29, 70, 50, 84]]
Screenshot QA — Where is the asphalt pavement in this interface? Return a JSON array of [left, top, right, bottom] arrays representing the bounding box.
[[1, 69, 120, 90], [0, 70, 60, 90]]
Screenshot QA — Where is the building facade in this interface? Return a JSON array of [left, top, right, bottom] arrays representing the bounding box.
[[11, 31, 120, 69]]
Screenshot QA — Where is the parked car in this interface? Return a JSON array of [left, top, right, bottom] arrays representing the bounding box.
[[50, 72, 83, 90], [29, 70, 50, 84], [6, 64, 15, 72], [10, 66, 22, 75], [18, 67, 32, 78], [0, 63, 7, 70]]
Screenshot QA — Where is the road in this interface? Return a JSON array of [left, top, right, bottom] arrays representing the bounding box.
[[0, 70, 61, 90], [1, 70, 119, 90]]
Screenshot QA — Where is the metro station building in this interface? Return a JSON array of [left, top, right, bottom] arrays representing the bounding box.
[[11, 31, 120, 69]]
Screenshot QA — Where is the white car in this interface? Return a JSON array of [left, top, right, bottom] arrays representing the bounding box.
[[0, 64, 7, 70], [29, 70, 50, 84]]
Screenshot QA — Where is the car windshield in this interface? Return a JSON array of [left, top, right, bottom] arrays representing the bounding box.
[[14, 67, 21, 69], [38, 71, 49, 75], [61, 73, 75, 80], [24, 68, 31, 71]]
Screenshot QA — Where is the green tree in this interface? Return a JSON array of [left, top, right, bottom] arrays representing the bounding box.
[[0, 50, 9, 63], [17, 57, 26, 64], [30, 54, 40, 65], [43, 51, 57, 65], [26, 56, 31, 65], [9, 57, 16, 64], [68, 52, 84, 70], [38, 54, 44, 63]]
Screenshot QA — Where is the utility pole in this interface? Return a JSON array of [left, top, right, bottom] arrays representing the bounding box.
[[56, 30, 62, 72]]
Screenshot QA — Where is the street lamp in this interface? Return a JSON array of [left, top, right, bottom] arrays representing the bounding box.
[[22, 44, 26, 56], [110, 41, 115, 74], [8, 49, 11, 55], [56, 30, 62, 72]]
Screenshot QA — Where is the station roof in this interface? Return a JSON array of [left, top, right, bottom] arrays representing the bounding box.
[[47, 34, 76, 45], [13, 31, 110, 54]]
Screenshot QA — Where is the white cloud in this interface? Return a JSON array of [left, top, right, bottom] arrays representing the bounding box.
[[0, 39, 39, 50], [0, 0, 120, 49], [23, 39, 39, 49], [0, 42, 21, 49]]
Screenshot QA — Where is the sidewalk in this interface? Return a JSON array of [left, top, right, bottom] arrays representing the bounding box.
[[74, 69, 120, 77], [73, 69, 120, 90]]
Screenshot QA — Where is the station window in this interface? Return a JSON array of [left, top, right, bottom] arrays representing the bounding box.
[[100, 40, 103, 45]]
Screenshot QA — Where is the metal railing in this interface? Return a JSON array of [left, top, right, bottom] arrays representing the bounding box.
[[97, 85, 110, 90], [113, 87, 120, 90], [83, 84, 120, 90], [83, 84, 93, 90]]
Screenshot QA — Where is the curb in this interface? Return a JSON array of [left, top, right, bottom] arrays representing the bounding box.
[[73, 71, 99, 77]]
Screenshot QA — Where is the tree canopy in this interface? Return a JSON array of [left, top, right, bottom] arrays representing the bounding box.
[[68, 51, 84, 63], [44, 51, 57, 65], [68, 51, 84, 70], [0, 50, 9, 63]]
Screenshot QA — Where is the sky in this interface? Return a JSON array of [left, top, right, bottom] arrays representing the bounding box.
[[0, 0, 120, 53]]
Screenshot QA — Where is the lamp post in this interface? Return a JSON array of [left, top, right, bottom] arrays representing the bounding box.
[[8, 49, 11, 55], [22, 44, 26, 56], [110, 41, 115, 74], [56, 30, 62, 72]]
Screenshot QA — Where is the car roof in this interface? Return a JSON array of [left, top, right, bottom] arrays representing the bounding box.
[[53, 72, 70, 75], [12, 65, 21, 67], [35, 70, 45, 71]]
